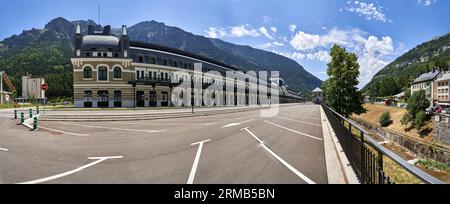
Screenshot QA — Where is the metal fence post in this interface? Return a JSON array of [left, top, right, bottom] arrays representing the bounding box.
[[360, 130, 366, 184], [14, 110, 17, 119], [29, 108, 32, 118], [378, 151, 384, 184], [20, 112, 24, 124], [36, 106, 39, 114]]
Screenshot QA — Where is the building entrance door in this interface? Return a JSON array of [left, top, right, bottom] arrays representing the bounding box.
[[149, 91, 157, 107], [97, 91, 109, 108], [136, 91, 145, 107]]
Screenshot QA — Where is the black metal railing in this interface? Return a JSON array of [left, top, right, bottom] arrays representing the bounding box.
[[322, 104, 444, 184]]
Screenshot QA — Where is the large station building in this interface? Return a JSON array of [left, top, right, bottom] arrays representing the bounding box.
[[71, 24, 302, 108]]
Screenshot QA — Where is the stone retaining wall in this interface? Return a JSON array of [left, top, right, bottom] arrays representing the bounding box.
[[352, 118, 450, 166], [434, 115, 450, 146]]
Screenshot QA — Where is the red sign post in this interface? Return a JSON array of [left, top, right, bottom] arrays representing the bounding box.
[[41, 83, 48, 115], [41, 83, 48, 91]]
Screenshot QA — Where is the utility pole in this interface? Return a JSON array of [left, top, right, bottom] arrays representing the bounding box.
[[1, 71, 3, 105], [98, 5, 101, 25]]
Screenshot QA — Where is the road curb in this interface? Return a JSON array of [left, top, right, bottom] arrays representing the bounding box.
[[320, 106, 359, 184]]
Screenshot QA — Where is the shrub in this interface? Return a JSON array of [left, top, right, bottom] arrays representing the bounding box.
[[379, 111, 392, 127], [401, 113, 412, 126], [414, 111, 427, 132]]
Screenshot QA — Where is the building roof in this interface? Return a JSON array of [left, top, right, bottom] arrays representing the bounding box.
[[129, 41, 240, 71], [436, 72, 450, 82], [82, 35, 121, 50], [394, 92, 405, 98], [412, 71, 441, 84], [312, 87, 323, 93]]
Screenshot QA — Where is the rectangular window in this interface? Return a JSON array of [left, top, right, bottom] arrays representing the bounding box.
[[137, 71, 140, 79], [98, 67, 108, 81], [163, 59, 167, 66], [138, 56, 144, 63], [151, 57, 156, 64]]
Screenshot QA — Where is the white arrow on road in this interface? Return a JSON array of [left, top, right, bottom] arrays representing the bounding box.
[[221, 119, 254, 128], [18, 156, 123, 184], [0, 148, 8, 152]]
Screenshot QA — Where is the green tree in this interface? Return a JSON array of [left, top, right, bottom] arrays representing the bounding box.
[[379, 111, 392, 127], [407, 90, 430, 119], [403, 87, 411, 102], [414, 111, 427, 132], [401, 112, 412, 126], [323, 44, 366, 117]]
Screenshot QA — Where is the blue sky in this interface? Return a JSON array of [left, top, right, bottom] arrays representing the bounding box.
[[0, 0, 449, 88]]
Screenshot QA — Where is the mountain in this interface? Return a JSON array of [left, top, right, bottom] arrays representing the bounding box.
[[363, 33, 450, 97], [0, 17, 322, 99]]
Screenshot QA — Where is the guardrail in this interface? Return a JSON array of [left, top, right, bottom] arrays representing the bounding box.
[[322, 104, 444, 184]]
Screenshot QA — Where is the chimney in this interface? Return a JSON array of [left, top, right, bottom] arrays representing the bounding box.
[[75, 22, 81, 35], [88, 24, 94, 35], [122, 25, 128, 36], [103, 25, 111, 35]]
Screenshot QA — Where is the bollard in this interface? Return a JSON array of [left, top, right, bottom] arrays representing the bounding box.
[[20, 112, 24, 124], [14, 110, 17, 119], [29, 109, 32, 118], [36, 106, 40, 114], [33, 117, 38, 130]]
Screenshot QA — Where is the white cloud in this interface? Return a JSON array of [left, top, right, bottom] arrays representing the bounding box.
[[273, 41, 285, 47], [258, 41, 284, 49], [272, 51, 305, 60], [288, 27, 396, 87], [290, 31, 321, 51], [358, 53, 390, 88], [346, 1, 391, 22], [270, 27, 278, 33], [306, 51, 332, 62], [230, 25, 260, 37], [205, 27, 227, 38], [289, 24, 297, 32], [258, 43, 272, 49], [418, 0, 435, 6], [364, 36, 394, 55], [259, 27, 274, 39]]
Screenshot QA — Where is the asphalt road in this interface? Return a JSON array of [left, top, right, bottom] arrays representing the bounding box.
[[0, 104, 328, 184]]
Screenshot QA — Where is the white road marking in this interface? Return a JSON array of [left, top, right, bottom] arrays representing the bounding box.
[[60, 122, 167, 133], [281, 113, 321, 120], [264, 121, 323, 141], [93, 122, 217, 126], [275, 116, 321, 127], [0, 148, 8, 152], [18, 156, 123, 184], [39, 126, 90, 137], [241, 127, 316, 184], [187, 139, 210, 184], [221, 119, 255, 128]]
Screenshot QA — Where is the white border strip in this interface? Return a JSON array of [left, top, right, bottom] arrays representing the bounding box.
[[264, 121, 323, 141], [241, 127, 316, 184], [18, 156, 123, 184], [187, 139, 210, 184]]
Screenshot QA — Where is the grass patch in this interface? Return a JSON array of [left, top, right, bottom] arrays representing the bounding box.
[[416, 159, 450, 173]]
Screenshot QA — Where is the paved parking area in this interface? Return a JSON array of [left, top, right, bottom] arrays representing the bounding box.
[[0, 105, 328, 184]]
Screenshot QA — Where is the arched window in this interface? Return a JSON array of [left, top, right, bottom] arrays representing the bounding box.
[[83, 66, 93, 79], [113, 66, 122, 79]]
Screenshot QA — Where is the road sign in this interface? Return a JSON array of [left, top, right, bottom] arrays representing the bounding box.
[[41, 83, 48, 91]]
